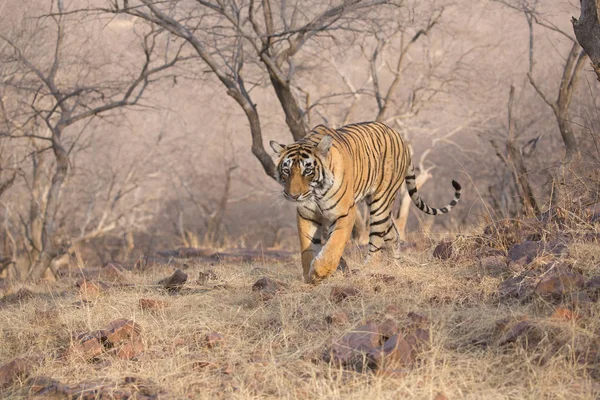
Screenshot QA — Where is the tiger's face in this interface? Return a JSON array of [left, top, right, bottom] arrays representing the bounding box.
[[270, 136, 333, 203]]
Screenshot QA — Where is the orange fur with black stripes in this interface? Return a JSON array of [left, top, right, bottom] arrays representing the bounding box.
[[270, 122, 461, 283]]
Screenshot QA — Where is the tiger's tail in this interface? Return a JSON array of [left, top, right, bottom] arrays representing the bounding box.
[[405, 163, 461, 215]]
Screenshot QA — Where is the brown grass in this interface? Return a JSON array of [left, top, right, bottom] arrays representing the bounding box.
[[1, 236, 600, 399]]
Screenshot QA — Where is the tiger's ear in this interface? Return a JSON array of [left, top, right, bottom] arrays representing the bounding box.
[[316, 135, 333, 155], [270, 141, 285, 154]]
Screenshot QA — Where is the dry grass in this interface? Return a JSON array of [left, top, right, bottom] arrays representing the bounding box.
[[1, 236, 600, 399]]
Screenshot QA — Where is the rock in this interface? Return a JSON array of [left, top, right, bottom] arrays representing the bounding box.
[[325, 312, 350, 326], [139, 298, 167, 310], [507, 241, 544, 265], [550, 308, 580, 322], [534, 272, 585, 299], [330, 285, 361, 303], [368, 333, 413, 370], [198, 270, 218, 284], [77, 280, 101, 297], [324, 323, 381, 370], [115, 340, 145, 360], [405, 328, 431, 355], [252, 277, 286, 301], [407, 312, 429, 327], [378, 318, 400, 340], [68, 333, 104, 361], [0, 358, 31, 388], [384, 305, 401, 315], [0, 288, 34, 305], [433, 241, 453, 260], [479, 256, 508, 276], [158, 269, 188, 293], [508, 240, 569, 268], [434, 393, 449, 400], [585, 276, 600, 290], [103, 319, 142, 346], [569, 291, 592, 306], [498, 273, 534, 299], [203, 332, 225, 349], [496, 321, 541, 347]]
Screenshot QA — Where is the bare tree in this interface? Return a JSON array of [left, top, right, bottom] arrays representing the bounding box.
[[490, 86, 540, 216], [498, 0, 586, 163], [0, 0, 183, 279], [102, 0, 399, 180], [572, 0, 600, 81]]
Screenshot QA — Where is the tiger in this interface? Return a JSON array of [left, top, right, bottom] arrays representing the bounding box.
[[270, 121, 461, 284]]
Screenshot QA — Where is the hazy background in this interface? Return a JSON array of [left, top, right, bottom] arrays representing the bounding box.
[[1, 0, 598, 274]]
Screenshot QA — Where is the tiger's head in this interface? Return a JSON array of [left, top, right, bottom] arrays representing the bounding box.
[[270, 135, 334, 203]]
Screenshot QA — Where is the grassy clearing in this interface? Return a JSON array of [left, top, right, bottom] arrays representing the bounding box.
[[1, 234, 600, 399]]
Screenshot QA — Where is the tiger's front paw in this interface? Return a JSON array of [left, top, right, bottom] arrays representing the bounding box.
[[308, 257, 329, 284]]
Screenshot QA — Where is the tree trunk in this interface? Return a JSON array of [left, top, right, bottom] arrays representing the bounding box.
[[268, 73, 308, 141], [572, 0, 600, 81], [29, 134, 69, 280]]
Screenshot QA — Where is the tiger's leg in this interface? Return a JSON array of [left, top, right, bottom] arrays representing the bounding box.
[[366, 196, 396, 264], [309, 206, 356, 283], [297, 211, 323, 283]]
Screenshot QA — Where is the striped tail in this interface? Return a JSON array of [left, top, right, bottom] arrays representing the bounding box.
[[405, 163, 461, 215]]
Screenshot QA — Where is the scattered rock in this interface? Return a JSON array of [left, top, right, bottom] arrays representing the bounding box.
[[405, 328, 431, 355], [198, 270, 218, 284], [496, 320, 541, 347], [103, 319, 142, 346], [0, 288, 34, 305], [534, 272, 585, 299], [507, 241, 544, 265], [433, 241, 453, 260], [77, 280, 101, 298], [139, 298, 167, 311], [324, 323, 381, 370], [330, 285, 361, 303], [377, 318, 400, 340], [325, 312, 350, 326], [252, 277, 286, 301], [479, 256, 508, 276], [115, 340, 145, 360], [203, 332, 225, 349], [0, 358, 31, 388], [384, 305, 401, 315], [158, 269, 188, 293], [29, 376, 162, 399], [498, 273, 535, 300], [67, 333, 104, 361], [407, 312, 429, 327], [586, 276, 600, 290], [551, 308, 580, 322], [368, 333, 413, 370], [569, 291, 592, 306]]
